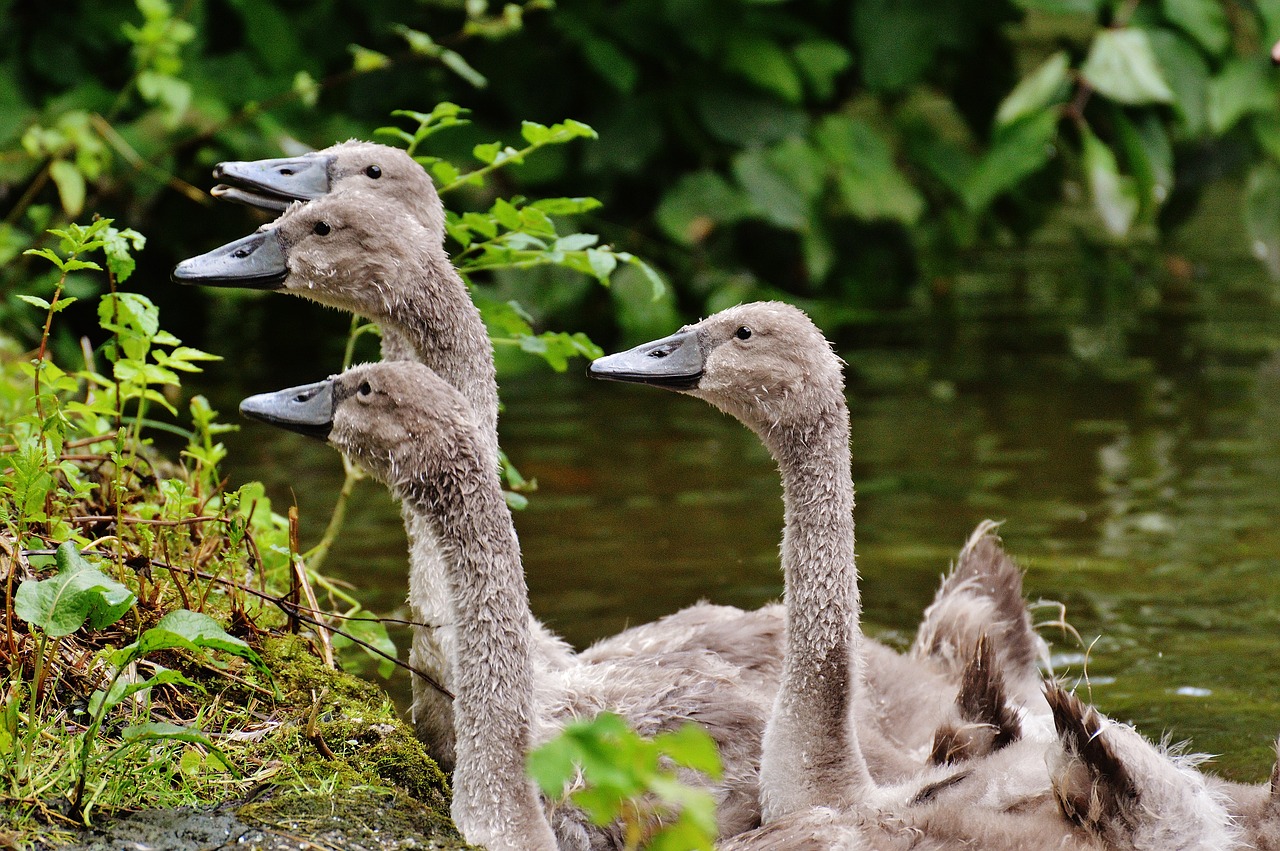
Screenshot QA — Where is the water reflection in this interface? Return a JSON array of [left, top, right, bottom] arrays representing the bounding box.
[[218, 269, 1280, 782]]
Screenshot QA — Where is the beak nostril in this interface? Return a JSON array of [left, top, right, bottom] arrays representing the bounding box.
[[280, 168, 295, 176], [650, 348, 669, 359]]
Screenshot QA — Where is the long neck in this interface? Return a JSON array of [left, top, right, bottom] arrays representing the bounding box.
[[399, 455, 556, 850], [375, 247, 500, 462], [756, 396, 872, 821]]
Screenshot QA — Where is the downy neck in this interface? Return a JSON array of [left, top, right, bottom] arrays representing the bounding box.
[[397, 448, 555, 850], [373, 244, 500, 462], [755, 396, 872, 821]]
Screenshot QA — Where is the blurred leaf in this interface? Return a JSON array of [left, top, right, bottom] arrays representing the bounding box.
[[995, 51, 1071, 127], [792, 39, 852, 100], [722, 33, 803, 103], [1114, 109, 1173, 218], [655, 171, 754, 245], [852, 0, 936, 93], [962, 109, 1059, 212], [1147, 28, 1211, 136], [49, 160, 85, 217], [695, 87, 808, 147], [1013, 0, 1099, 11], [1082, 125, 1139, 238], [1207, 58, 1276, 136], [1081, 29, 1174, 105], [348, 44, 390, 72], [1161, 0, 1229, 56], [731, 148, 810, 229], [814, 115, 924, 225]]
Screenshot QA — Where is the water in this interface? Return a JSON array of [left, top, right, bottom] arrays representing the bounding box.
[[218, 251, 1280, 782]]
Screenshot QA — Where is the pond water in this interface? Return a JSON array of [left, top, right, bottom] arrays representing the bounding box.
[[217, 247, 1280, 783]]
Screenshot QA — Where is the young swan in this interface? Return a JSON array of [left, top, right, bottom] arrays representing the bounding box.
[[240, 363, 555, 851], [239, 362, 775, 848], [592, 302, 1238, 850], [174, 177, 1049, 781]]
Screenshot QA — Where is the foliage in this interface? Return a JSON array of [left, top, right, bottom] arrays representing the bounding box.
[[528, 712, 723, 851]]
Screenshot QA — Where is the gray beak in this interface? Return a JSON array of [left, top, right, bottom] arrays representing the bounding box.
[[240, 379, 335, 440], [211, 155, 334, 210], [587, 328, 705, 390], [171, 230, 288, 289]]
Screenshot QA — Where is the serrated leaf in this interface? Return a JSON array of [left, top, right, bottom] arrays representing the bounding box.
[[1081, 29, 1174, 105], [996, 51, 1071, 127], [17, 295, 51, 310]]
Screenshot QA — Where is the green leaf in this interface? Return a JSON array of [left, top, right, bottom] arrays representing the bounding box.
[[14, 542, 136, 637], [17, 294, 51, 310], [961, 109, 1059, 212], [1081, 29, 1174, 105], [792, 40, 852, 101], [554, 233, 599, 252], [49, 160, 86, 217], [995, 51, 1071, 127], [722, 33, 803, 103], [1082, 125, 1140, 238], [1114, 109, 1173, 217], [89, 669, 197, 718], [440, 49, 488, 89], [530, 197, 603, 216], [1147, 29, 1211, 137], [652, 723, 723, 779], [348, 44, 390, 72], [731, 148, 812, 230], [1207, 58, 1276, 136], [1161, 0, 1229, 56], [655, 171, 754, 245], [852, 0, 937, 93], [814, 115, 924, 225], [1013, 0, 1098, 11]]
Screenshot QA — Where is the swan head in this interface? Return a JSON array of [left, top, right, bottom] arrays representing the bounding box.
[[239, 361, 478, 488], [172, 187, 434, 316], [210, 140, 444, 234], [589, 301, 845, 429]]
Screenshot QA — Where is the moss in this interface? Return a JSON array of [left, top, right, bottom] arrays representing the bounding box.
[[237, 786, 474, 850]]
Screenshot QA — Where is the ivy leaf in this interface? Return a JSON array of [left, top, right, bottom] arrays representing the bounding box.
[[995, 51, 1071, 127], [1081, 29, 1174, 105], [1082, 125, 1139, 238]]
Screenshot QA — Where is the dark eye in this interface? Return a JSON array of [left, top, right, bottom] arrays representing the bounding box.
[[357, 381, 373, 398], [312, 221, 331, 236], [365, 165, 381, 179], [735, 326, 752, 340]]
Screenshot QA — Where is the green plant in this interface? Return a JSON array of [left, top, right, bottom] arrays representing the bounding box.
[[528, 712, 724, 851], [10, 542, 264, 821]]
